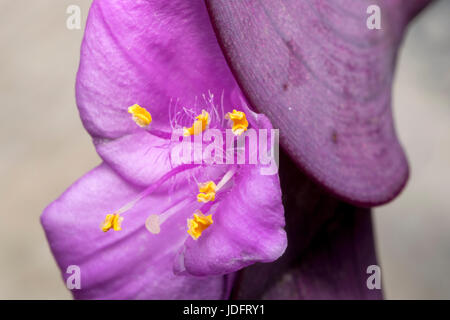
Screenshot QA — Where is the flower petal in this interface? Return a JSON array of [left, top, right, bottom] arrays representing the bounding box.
[[205, 0, 431, 206], [41, 163, 228, 299], [76, 0, 239, 139]]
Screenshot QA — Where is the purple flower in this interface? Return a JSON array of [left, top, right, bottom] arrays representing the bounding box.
[[41, 0, 286, 299], [42, 0, 433, 300]]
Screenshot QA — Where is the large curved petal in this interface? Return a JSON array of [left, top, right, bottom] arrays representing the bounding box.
[[76, 0, 239, 139], [41, 163, 228, 299], [205, 0, 431, 206]]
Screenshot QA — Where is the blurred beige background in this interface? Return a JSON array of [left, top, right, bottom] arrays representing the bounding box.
[[0, 0, 448, 299]]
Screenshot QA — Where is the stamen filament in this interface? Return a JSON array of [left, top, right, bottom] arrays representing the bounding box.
[[101, 164, 198, 232], [114, 164, 198, 216], [215, 167, 236, 192]]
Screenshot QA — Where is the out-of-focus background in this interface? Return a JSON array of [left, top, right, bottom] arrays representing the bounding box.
[[0, 0, 448, 299]]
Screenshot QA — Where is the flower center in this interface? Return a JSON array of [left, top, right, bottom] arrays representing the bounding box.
[[101, 103, 245, 241]]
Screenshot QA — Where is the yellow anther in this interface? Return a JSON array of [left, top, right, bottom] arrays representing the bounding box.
[[187, 211, 213, 240], [226, 109, 248, 135], [197, 181, 217, 203], [128, 104, 152, 128], [101, 213, 123, 232], [183, 110, 210, 136]]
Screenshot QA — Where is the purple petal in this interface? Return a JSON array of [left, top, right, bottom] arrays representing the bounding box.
[[76, 0, 239, 139], [41, 163, 229, 299], [205, 0, 431, 206]]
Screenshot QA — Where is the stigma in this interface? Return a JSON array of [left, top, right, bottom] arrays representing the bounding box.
[[183, 110, 210, 136], [226, 109, 248, 135], [187, 210, 213, 240], [197, 181, 216, 203], [101, 213, 123, 232], [128, 104, 152, 127]]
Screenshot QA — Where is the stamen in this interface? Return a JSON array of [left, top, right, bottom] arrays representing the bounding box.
[[101, 213, 123, 232], [226, 109, 248, 136], [183, 110, 210, 136], [196, 167, 236, 203], [197, 181, 217, 203], [128, 104, 152, 128], [187, 210, 213, 240]]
